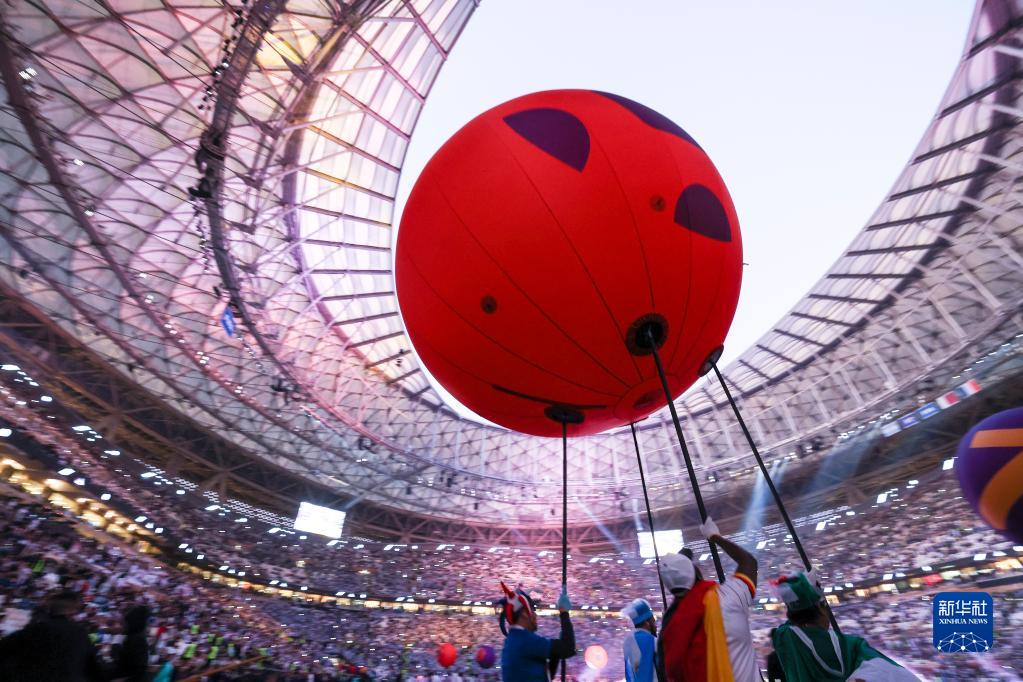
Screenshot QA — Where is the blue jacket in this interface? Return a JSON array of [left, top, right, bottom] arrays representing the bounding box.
[[623, 629, 656, 682], [501, 613, 575, 681]]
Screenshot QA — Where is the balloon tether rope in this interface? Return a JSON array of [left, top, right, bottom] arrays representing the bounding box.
[[642, 326, 725, 582], [708, 359, 842, 635], [630, 422, 669, 611]]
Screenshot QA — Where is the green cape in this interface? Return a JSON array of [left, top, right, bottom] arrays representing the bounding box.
[[770, 623, 897, 682]]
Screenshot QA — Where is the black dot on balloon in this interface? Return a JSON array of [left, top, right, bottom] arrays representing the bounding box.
[[633, 390, 660, 410], [480, 295, 497, 314], [503, 108, 590, 171], [674, 185, 731, 242], [649, 195, 666, 212], [593, 91, 702, 149]]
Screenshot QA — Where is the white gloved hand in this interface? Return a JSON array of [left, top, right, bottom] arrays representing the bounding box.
[[699, 516, 721, 541], [556, 587, 572, 612]]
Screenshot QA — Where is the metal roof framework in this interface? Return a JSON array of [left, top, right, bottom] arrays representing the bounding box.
[[0, 0, 1021, 531]]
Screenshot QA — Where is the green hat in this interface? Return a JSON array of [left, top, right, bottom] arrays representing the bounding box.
[[774, 571, 823, 612]]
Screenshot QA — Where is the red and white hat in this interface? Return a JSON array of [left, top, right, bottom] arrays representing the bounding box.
[[500, 581, 535, 623]]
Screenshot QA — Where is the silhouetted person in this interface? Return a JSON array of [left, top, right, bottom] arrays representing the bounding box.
[[0, 590, 106, 682], [114, 604, 150, 682]]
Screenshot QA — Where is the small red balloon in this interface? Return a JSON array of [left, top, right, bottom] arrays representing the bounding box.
[[397, 90, 742, 436], [437, 642, 458, 668]]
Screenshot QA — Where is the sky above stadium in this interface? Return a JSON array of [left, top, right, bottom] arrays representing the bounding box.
[[394, 0, 975, 422]]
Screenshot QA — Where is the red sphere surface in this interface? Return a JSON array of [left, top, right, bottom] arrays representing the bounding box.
[[396, 90, 742, 436], [437, 643, 457, 668]]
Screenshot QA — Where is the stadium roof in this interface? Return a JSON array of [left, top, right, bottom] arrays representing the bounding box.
[[0, 0, 1021, 532]]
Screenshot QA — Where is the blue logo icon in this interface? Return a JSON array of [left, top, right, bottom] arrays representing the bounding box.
[[933, 591, 993, 653]]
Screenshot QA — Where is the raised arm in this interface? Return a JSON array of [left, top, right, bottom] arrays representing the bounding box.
[[549, 611, 576, 658], [701, 517, 758, 585], [550, 587, 576, 658]]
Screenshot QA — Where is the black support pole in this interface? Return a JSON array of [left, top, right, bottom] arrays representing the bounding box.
[[709, 360, 842, 636], [630, 422, 669, 611], [561, 419, 568, 682], [645, 329, 725, 582]]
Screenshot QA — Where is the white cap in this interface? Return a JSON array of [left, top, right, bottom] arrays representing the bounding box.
[[660, 553, 696, 591]]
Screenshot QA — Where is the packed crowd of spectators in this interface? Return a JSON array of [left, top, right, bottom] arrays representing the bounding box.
[[3, 475, 1023, 680], [0, 492, 369, 680], [2, 365, 1019, 608]]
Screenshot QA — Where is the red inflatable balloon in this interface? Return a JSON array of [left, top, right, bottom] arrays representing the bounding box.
[[397, 90, 742, 436], [437, 642, 457, 668]]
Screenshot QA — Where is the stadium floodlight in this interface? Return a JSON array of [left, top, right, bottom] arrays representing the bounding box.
[[134, 516, 146, 522], [942, 458, 955, 470], [73, 477, 85, 486], [58, 467, 74, 476], [1, 364, 19, 371], [204, 504, 219, 511], [100, 493, 111, 501], [293, 502, 345, 539], [103, 450, 119, 456], [197, 554, 204, 560], [140, 472, 157, 479], [178, 543, 188, 549], [40, 396, 52, 402], [72, 425, 91, 432], [637, 529, 683, 558], [0, 428, 11, 438]]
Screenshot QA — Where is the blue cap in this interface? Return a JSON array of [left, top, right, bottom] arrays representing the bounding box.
[[622, 598, 654, 625]]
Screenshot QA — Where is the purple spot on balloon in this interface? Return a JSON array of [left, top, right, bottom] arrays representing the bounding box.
[[674, 185, 731, 242], [504, 108, 589, 171], [594, 91, 701, 149]]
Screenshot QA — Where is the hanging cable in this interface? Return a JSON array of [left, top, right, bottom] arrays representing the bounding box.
[[643, 327, 725, 581], [630, 422, 669, 611], [561, 419, 568, 682], [709, 359, 842, 635]]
